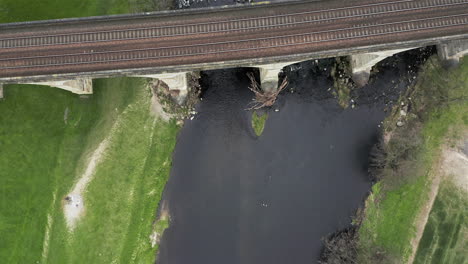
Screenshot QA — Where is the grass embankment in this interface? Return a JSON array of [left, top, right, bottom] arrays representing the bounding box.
[[0, 79, 180, 263], [0, 84, 100, 263], [358, 56, 468, 263], [414, 180, 468, 264], [47, 79, 179, 264], [0, 0, 172, 22], [252, 111, 268, 136], [0, 1, 178, 263]]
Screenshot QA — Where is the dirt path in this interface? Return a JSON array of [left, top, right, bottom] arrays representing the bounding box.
[[63, 138, 110, 230], [444, 148, 468, 191], [63, 116, 125, 230], [151, 92, 172, 121], [407, 135, 468, 264], [150, 82, 172, 121]]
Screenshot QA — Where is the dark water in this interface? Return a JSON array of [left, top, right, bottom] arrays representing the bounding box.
[[158, 49, 434, 263]]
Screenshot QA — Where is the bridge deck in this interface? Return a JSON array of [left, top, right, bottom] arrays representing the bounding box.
[[0, 0, 468, 81]]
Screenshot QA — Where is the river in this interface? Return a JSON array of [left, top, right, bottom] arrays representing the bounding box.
[[158, 2, 434, 263]]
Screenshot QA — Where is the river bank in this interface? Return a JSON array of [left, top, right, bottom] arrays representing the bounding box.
[[356, 56, 468, 264]]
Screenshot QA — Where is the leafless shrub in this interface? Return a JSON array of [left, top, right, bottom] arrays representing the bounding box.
[[368, 138, 386, 180], [319, 228, 358, 264], [246, 72, 288, 110]]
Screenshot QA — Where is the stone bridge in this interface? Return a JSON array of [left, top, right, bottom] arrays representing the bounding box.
[[1, 0, 468, 99]]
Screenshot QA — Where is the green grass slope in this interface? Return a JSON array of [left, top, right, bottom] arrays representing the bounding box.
[[0, 85, 100, 263], [0, 0, 127, 22], [0, 78, 179, 263], [0, 0, 172, 23], [0, 2, 177, 263], [358, 57, 468, 263], [414, 181, 468, 264], [44, 79, 179, 264]]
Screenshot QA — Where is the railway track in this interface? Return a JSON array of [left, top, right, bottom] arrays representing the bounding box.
[[1, 13, 467, 71], [1, 0, 468, 78], [1, 0, 467, 49]]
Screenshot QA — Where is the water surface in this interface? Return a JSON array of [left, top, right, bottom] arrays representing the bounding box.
[[158, 50, 433, 263]]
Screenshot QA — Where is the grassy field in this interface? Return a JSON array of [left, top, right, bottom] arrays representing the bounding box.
[[0, 0, 172, 22], [0, 84, 100, 263], [0, 1, 178, 263], [0, 0, 128, 22], [358, 56, 468, 263], [45, 79, 179, 264], [359, 175, 429, 262], [0, 78, 180, 263], [414, 180, 468, 264]]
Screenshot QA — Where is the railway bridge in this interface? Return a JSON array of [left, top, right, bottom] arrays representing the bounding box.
[[1, 0, 468, 98]]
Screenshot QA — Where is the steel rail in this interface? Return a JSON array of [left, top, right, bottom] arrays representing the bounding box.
[[0, 0, 416, 39], [0, 14, 468, 69], [4, 21, 467, 72], [1, 0, 463, 47], [2, 13, 466, 63], [1, 14, 467, 71], [2, 0, 466, 49]]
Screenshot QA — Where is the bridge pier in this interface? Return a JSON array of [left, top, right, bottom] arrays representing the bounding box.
[[133, 72, 189, 104], [437, 39, 468, 67], [256, 62, 297, 92], [0, 84, 3, 99], [349, 48, 414, 87], [23, 78, 93, 95]]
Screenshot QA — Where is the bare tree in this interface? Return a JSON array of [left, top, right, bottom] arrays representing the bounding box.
[[319, 228, 358, 264], [246, 72, 288, 110]]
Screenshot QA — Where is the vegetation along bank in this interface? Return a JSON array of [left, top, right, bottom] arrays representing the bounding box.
[[321, 55, 467, 264]]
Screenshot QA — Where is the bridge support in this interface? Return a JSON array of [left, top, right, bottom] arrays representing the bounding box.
[[24, 78, 93, 95], [256, 62, 297, 92], [133, 72, 189, 104], [437, 39, 468, 67], [0, 84, 3, 99], [350, 48, 414, 87]]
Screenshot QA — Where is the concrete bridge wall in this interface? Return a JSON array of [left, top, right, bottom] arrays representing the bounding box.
[[437, 39, 468, 67]]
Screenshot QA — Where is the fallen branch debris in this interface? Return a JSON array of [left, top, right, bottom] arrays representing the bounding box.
[[246, 72, 288, 110]]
